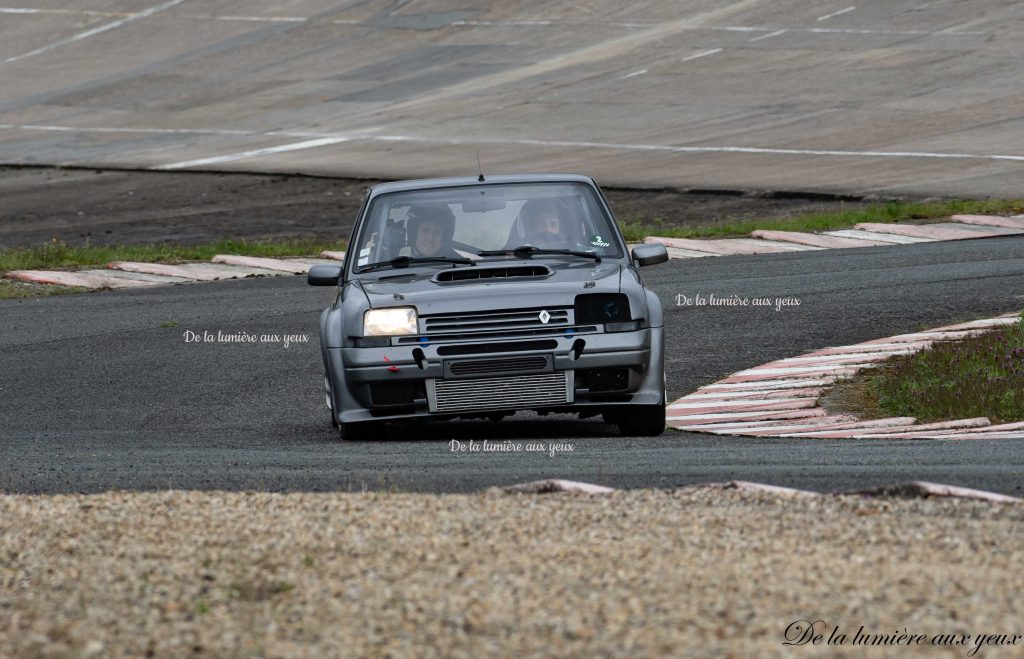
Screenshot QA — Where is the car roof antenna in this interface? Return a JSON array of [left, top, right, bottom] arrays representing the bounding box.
[[476, 151, 485, 182]]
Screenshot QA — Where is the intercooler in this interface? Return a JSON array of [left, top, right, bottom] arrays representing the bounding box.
[[425, 371, 574, 413]]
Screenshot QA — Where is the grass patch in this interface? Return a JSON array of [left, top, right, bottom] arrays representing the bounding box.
[[229, 579, 296, 601], [618, 198, 1024, 241], [0, 237, 347, 273], [862, 313, 1024, 423]]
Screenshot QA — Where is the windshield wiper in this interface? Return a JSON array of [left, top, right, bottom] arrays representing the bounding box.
[[355, 255, 473, 273], [477, 245, 601, 262]]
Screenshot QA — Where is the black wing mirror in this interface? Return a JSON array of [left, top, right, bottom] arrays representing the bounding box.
[[631, 243, 669, 267], [308, 264, 343, 286]]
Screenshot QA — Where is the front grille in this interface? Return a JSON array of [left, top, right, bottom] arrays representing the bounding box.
[[435, 340, 559, 356], [398, 326, 596, 345], [423, 307, 571, 335], [448, 355, 550, 377], [427, 372, 573, 413]]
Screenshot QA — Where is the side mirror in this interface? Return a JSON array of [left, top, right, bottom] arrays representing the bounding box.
[[308, 264, 343, 286], [631, 243, 669, 267]]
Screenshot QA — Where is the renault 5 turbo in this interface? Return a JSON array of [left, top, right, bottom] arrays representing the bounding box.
[[308, 174, 669, 439]]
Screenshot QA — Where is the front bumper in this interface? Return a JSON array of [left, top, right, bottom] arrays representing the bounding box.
[[328, 328, 664, 423]]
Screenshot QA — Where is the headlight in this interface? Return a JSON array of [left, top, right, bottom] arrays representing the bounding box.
[[574, 293, 631, 323], [363, 307, 418, 336]]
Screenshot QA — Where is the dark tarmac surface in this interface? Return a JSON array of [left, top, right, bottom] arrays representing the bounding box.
[[2, 235, 1023, 495]]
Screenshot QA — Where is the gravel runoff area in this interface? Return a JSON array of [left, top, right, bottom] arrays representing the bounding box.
[[3, 488, 1023, 658], [0, 167, 873, 249]]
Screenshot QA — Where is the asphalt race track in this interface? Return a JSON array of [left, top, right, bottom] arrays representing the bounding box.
[[0, 0, 1022, 196], [3, 236, 1023, 495]]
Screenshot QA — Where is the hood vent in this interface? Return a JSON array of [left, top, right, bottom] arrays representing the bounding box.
[[434, 265, 552, 282]]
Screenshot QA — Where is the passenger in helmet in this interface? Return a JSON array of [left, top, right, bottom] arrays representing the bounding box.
[[406, 204, 459, 258], [519, 198, 571, 249]]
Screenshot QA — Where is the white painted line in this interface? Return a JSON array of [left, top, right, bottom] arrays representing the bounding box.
[[213, 15, 305, 23], [3, 0, 186, 64], [371, 135, 1024, 163], [862, 418, 991, 433], [0, 7, 126, 16], [678, 421, 841, 433], [683, 388, 822, 400], [749, 29, 787, 42], [211, 255, 311, 273], [698, 378, 835, 391], [681, 48, 722, 62], [701, 422, 853, 434], [734, 363, 874, 376], [12, 124, 253, 136], [817, 6, 856, 21], [108, 261, 203, 281], [673, 415, 853, 429], [669, 409, 824, 421], [807, 341, 934, 354], [766, 418, 919, 436], [666, 247, 719, 258], [805, 26, 980, 35], [446, 19, 985, 37], [775, 350, 917, 364], [727, 238, 823, 252], [153, 137, 352, 170], [6, 270, 145, 289], [4, 123, 1024, 164], [668, 397, 816, 409], [453, 20, 554, 27], [620, 69, 647, 79], [81, 269, 187, 284], [823, 230, 934, 244]]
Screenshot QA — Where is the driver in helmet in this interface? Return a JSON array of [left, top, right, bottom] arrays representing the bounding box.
[[407, 204, 459, 258]]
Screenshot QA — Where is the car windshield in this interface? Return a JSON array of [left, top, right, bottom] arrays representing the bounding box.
[[350, 182, 623, 271]]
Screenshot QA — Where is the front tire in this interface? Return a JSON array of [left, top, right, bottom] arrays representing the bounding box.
[[325, 374, 338, 427], [617, 403, 666, 437]]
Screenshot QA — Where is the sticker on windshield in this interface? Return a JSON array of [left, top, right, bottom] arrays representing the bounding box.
[[589, 234, 610, 248]]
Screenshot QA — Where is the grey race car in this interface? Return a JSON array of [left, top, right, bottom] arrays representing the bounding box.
[[308, 173, 669, 440]]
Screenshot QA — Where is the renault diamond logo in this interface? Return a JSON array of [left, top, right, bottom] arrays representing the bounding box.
[[538, 310, 551, 324]]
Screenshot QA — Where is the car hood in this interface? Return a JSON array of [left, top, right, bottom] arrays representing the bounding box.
[[359, 260, 622, 314]]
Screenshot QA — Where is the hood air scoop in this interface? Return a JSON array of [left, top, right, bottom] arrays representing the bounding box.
[[434, 265, 552, 282]]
